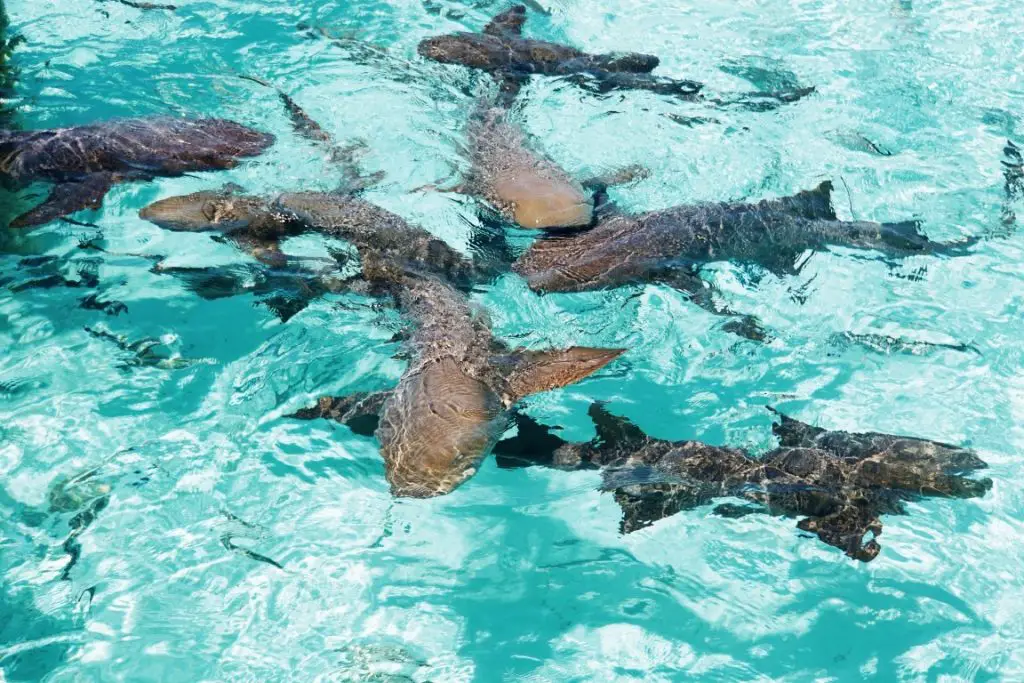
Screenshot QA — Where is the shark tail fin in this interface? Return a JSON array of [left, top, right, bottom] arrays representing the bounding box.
[[767, 406, 827, 447], [777, 181, 836, 221], [483, 5, 527, 36], [503, 347, 624, 402]]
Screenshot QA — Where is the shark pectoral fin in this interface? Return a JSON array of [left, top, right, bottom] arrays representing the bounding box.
[[663, 269, 771, 342], [796, 505, 883, 562], [588, 402, 646, 448], [288, 391, 390, 437], [495, 72, 528, 107], [613, 483, 705, 533], [483, 5, 527, 36], [10, 174, 116, 229], [777, 181, 837, 221], [502, 346, 625, 402], [493, 411, 569, 469], [259, 293, 312, 322], [758, 248, 805, 278]]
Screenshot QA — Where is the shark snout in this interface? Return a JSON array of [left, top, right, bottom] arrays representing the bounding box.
[[387, 466, 478, 498]]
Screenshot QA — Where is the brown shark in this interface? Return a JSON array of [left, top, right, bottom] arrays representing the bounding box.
[[418, 5, 700, 103], [0, 117, 274, 228], [139, 189, 508, 318], [490, 403, 991, 561], [418, 5, 812, 108], [139, 187, 301, 267], [293, 273, 624, 497], [514, 181, 978, 293]]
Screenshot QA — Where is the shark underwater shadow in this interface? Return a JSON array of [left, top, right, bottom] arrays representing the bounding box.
[[417, 5, 814, 109], [489, 403, 992, 562], [0, 117, 274, 229]]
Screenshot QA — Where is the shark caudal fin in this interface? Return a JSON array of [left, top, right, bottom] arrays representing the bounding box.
[[483, 5, 527, 36], [500, 347, 625, 402], [879, 220, 981, 257], [767, 406, 826, 447]]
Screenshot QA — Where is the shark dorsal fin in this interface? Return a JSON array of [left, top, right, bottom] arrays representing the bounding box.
[[484, 5, 527, 36], [588, 402, 646, 448], [767, 406, 827, 447], [777, 181, 837, 221], [502, 346, 624, 402]]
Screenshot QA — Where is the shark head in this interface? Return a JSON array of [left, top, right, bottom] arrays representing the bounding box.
[[378, 346, 624, 498], [139, 190, 269, 233], [494, 171, 594, 229], [379, 358, 505, 498], [849, 438, 991, 498]]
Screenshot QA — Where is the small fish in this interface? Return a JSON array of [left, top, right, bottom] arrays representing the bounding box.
[[831, 331, 980, 356], [221, 533, 285, 571]]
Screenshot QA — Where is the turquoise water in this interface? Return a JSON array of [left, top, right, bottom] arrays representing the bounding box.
[[2, 0, 1023, 680]]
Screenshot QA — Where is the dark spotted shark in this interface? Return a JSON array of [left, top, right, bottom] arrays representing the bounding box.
[[0, 117, 274, 228], [490, 403, 991, 561], [514, 181, 978, 297], [418, 5, 812, 108], [292, 273, 624, 497]]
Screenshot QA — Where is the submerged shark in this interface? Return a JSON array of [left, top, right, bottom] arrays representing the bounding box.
[[0, 117, 274, 228], [418, 5, 812, 107], [490, 403, 991, 561], [513, 181, 977, 294], [293, 273, 624, 497]]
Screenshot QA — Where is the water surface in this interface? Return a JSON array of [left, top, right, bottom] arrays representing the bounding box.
[[1, 0, 1023, 680]]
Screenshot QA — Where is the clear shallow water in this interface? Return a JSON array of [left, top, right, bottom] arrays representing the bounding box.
[[1, 0, 1023, 680]]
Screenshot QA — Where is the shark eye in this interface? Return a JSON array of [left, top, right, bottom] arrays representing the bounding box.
[[202, 202, 218, 222]]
